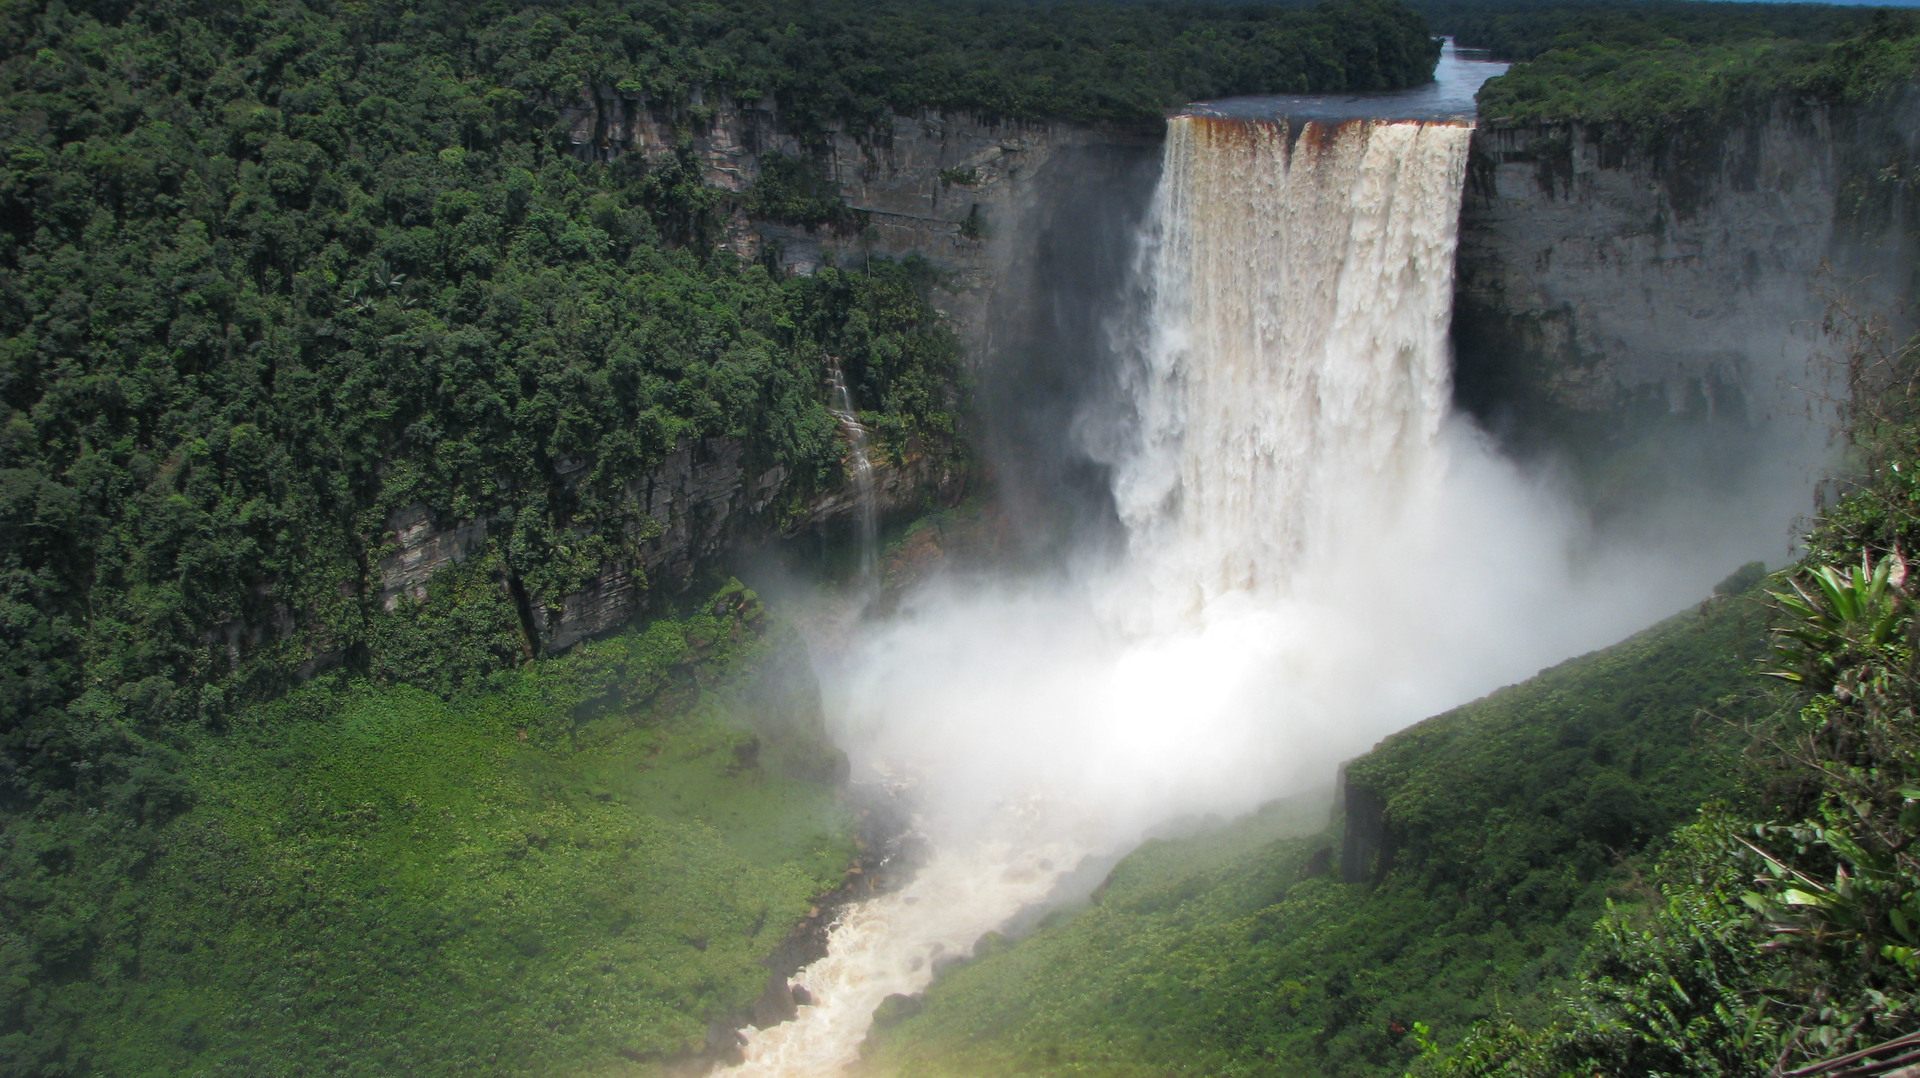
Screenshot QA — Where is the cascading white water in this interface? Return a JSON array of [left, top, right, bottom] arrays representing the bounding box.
[[720, 116, 1484, 1077], [825, 357, 879, 584], [1115, 117, 1470, 625]]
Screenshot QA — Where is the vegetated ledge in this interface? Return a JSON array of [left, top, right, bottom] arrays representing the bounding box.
[[1336, 567, 1773, 893]]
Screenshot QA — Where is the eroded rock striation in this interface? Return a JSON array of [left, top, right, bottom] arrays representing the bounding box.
[[1454, 91, 1920, 454], [552, 88, 1157, 355]]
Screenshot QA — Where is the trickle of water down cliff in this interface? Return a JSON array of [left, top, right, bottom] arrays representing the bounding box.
[[724, 105, 1775, 1075]]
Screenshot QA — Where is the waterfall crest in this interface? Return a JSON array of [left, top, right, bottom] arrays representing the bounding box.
[[1112, 117, 1472, 625]]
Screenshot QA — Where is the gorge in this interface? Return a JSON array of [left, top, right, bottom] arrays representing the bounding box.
[[8, 3, 1920, 1076], [719, 46, 1850, 1075], [407, 34, 1918, 641]]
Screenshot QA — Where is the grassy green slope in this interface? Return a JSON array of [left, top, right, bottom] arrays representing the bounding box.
[[859, 574, 1775, 1078], [4, 584, 855, 1077]]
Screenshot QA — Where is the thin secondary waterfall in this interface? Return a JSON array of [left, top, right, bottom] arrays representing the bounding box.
[[1115, 117, 1471, 626], [721, 115, 1477, 1077], [825, 356, 879, 583]]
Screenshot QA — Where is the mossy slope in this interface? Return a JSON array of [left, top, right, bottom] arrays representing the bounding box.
[[5, 586, 855, 1077]]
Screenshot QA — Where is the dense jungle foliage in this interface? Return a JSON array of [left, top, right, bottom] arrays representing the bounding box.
[[1417, 0, 1876, 64], [0, 0, 966, 824], [670, 0, 1443, 129], [0, 0, 1445, 1072], [859, 580, 1776, 1078], [1441, 0, 1920, 128]]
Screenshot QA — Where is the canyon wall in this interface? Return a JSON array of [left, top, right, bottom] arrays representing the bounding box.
[[377, 430, 963, 659], [1453, 92, 1920, 460], [370, 96, 1154, 656], [553, 88, 1159, 356], [377, 84, 1920, 656]]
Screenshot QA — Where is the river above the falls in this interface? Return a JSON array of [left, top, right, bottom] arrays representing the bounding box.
[[1188, 37, 1509, 122]]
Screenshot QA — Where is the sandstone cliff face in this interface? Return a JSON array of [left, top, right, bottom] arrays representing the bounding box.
[[552, 88, 1157, 357], [340, 96, 1138, 658], [1453, 93, 1920, 453], [377, 433, 962, 656], [355, 96, 1085, 657], [379, 506, 490, 612], [1338, 769, 1397, 886]]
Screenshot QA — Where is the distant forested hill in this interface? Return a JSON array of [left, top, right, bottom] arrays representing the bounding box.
[[1416, 0, 1920, 127], [1417, 0, 1877, 61]]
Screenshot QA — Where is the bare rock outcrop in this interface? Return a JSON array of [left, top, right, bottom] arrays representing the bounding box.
[[377, 505, 491, 611], [1454, 91, 1920, 450], [550, 86, 1156, 359]]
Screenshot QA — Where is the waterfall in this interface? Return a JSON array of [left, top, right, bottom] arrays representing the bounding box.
[[1112, 117, 1471, 627], [826, 356, 878, 583], [719, 115, 1481, 1077]]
